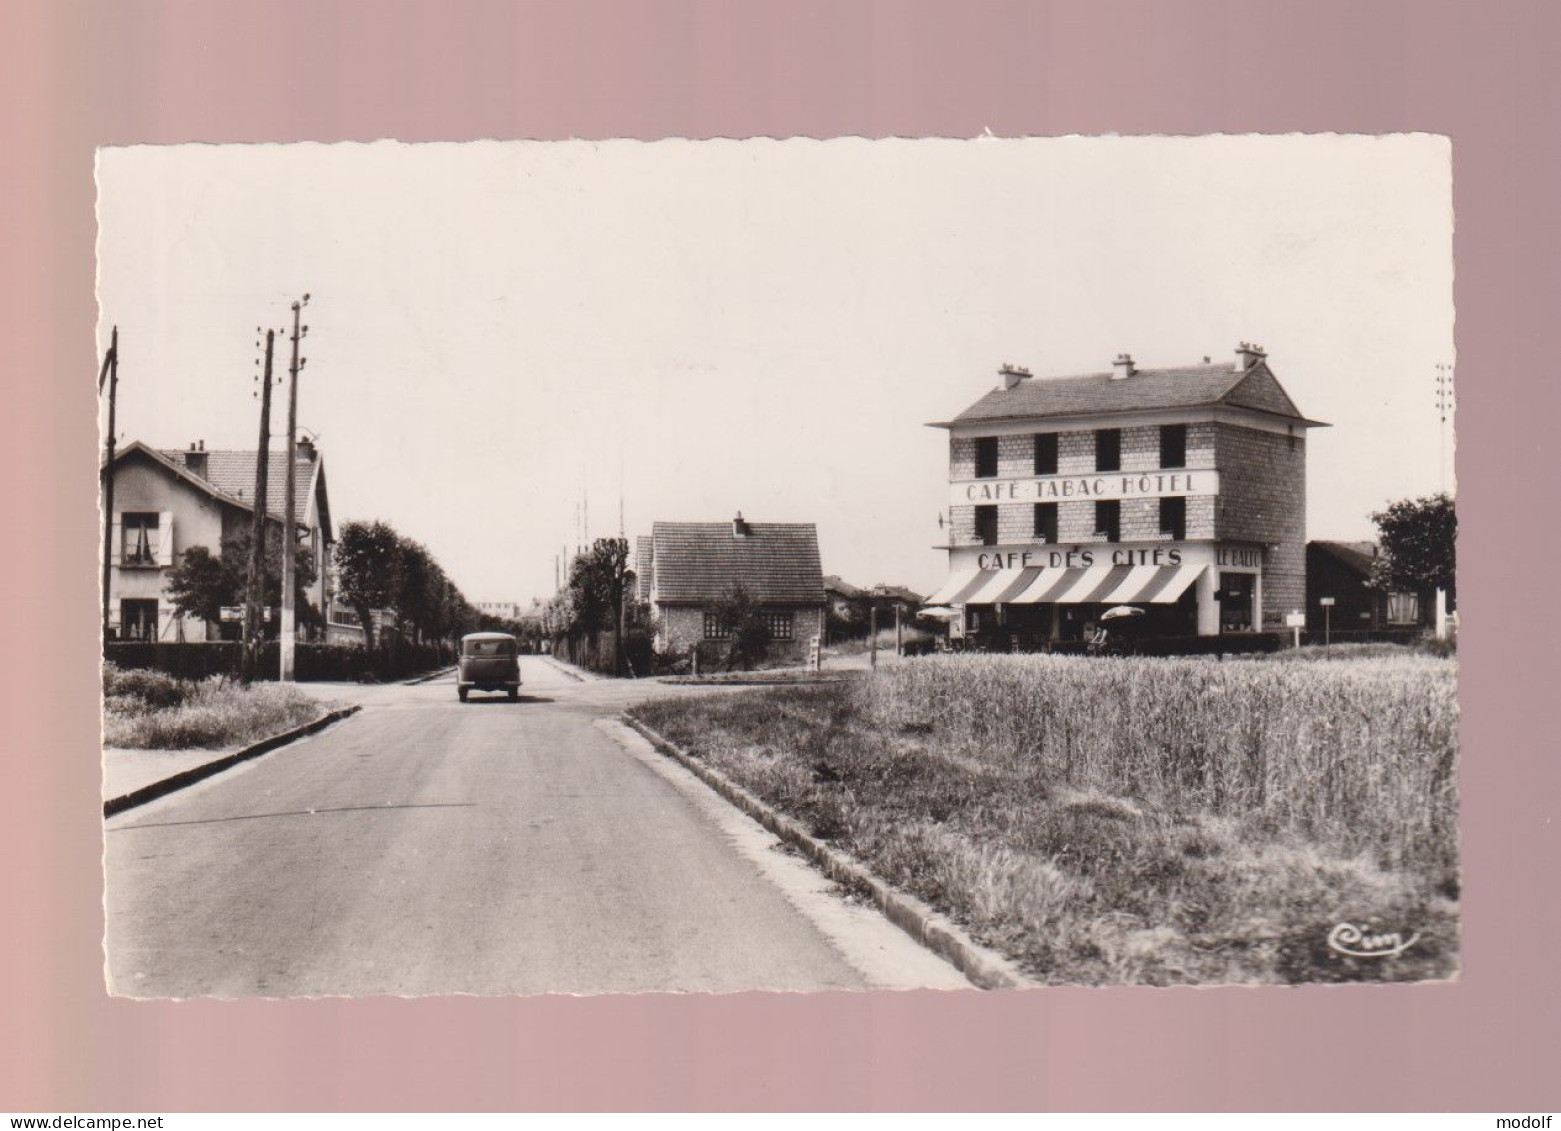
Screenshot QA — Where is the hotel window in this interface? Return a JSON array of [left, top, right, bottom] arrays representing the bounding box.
[[121, 512, 162, 566], [1160, 424, 1187, 469], [1159, 496, 1186, 540], [1095, 429, 1121, 472], [1034, 502, 1058, 543], [764, 612, 794, 640], [1095, 499, 1120, 543], [1386, 592, 1421, 625], [1033, 433, 1058, 476], [974, 436, 999, 478], [975, 505, 999, 546], [702, 611, 731, 640]]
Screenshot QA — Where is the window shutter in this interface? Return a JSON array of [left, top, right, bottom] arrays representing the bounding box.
[[157, 511, 174, 566], [109, 514, 122, 566]]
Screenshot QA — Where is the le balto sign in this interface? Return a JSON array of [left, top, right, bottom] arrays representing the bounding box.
[[951, 469, 1218, 505]]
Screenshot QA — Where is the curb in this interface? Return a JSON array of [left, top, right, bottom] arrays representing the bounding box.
[[403, 666, 456, 685], [540, 656, 587, 682], [622, 712, 1034, 991], [103, 705, 362, 818]]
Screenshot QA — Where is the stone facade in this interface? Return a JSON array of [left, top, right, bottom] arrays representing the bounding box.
[[1212, 422, 1307, 624], [657, 603, 824, 664]]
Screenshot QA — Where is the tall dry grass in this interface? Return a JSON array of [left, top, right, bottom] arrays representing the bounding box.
[[858, 654, 1459, 892]]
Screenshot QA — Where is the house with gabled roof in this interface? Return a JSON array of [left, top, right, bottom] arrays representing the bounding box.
[[636, 514, 827, 662], [104, 437, 335, 642], [926, 343, 1327, 644]]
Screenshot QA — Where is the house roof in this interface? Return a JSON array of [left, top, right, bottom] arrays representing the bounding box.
[[1309, 540, 1381, 578], [154, 445, 330, 540], [935, 359, 1325, 428], [111, 441, 331, 540], [872, 584, 925, 605], [651, 521, 826, 606], [823, 574, 866, 599]]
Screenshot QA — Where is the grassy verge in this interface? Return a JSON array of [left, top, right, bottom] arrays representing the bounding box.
[[631, 653, 1458, 986], [103, 663, 336, 750]]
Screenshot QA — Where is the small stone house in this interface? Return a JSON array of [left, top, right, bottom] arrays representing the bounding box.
[[637, 515, 827, 663]]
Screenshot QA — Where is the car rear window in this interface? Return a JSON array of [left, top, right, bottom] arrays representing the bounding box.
[[464, 640, 516, 657]]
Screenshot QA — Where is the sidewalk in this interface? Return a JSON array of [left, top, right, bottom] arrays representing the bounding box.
[[104, 746, 238, 801]]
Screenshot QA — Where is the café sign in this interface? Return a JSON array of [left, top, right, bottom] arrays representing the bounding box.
[[952, 469, 1218, 506]]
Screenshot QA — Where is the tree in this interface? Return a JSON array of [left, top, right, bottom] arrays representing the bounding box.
[[165, 526, 317, 636], [1370, 493, 1457, 606], [334, 520, 401, 649], [710, 583, 772, 671]]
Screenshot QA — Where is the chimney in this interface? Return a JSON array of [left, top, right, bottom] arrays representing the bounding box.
[[1235, 341, 1267, 371], [185, 442, 208, 479], [297, 434, 316, 460], [732, 511, 750, 538], [1111, 353, 1135, 380], [998, 362, 1030, 391]]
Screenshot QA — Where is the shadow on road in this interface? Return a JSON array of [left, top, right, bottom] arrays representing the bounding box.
[[457, 695, 556, 705]]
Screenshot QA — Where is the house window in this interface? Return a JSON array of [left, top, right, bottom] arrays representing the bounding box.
[[122, 512, 161, 566], [1034, 502, 1058, 543], [1160, 424, 1187, 469], [1386, 592, 1421, 625], [975, 505, 999, 546], [703, 611, 731, 640], [1095, 500, 1120, 543], [1033, 433, 1058, 476], [1095, 429, 1121, 472], [764, 612, 794, 640], [1159, 496, 1187, 540], [120, 599, 159, 642], [974, 436, 999, 478]]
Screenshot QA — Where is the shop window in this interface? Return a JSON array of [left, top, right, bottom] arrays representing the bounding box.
[[1095, 500, 1120, 543], [1034, 502, 1058, 543], [121, 512, 162, 566], [1218, 573, 1255, 633], [975, 505, 999, 546], [974, 436, 999, 478], [1095, 429, 1121, 472], [702, 611, 731, 640], [764, 612, 794, 640], [1159, 496, 1186, 540], [120, 599, 159, 642], [1160, 424, 1187, 469], [1033, 433, 1058, 476]]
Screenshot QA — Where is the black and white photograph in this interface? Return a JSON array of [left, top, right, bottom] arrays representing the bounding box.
[[97, 136, 1458, 997]]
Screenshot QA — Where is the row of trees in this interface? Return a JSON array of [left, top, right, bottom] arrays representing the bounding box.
[[334, 520, 483, 649]]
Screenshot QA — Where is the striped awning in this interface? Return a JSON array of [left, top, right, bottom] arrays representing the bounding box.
[[926, 563, 1206, 606]]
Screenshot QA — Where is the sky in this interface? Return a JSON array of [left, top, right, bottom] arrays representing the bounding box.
[[96, 136, 1454, 604]]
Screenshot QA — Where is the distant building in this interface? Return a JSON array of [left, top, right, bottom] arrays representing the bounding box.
[[637, 514, 827, 663], [477, 601, 524, 621], [927, 344, 1327, 643], [1306, 540, 1425, 631], [105, 438, 334, 642]]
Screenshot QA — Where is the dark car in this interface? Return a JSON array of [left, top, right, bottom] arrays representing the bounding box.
[[457, 632, 521, 702]]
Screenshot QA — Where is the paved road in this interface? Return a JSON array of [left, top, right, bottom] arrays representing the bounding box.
[[104, 658, 969, 997]]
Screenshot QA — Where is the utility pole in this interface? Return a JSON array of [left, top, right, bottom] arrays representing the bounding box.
[[98, 326, 119, 642], [241, 328, 276, 683], [279, 293, 310, 681], [1434, 362, 1455, 640]]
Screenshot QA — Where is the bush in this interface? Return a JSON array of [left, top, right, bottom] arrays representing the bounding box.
[[103, 676, 330, 750], [102, 640, 451, 683], [102, 663, 190, 711]]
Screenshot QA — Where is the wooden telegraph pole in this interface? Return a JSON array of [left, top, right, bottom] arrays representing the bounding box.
[[279, 294, 310, 681], [241, 328, 277, 683], [99, 327, 119, 642]]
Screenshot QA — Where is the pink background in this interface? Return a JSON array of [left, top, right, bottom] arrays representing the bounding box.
[[2, 0, 1556, 1112]]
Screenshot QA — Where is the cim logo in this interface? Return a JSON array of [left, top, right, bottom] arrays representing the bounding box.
[[1326, 922, 1419, 959]]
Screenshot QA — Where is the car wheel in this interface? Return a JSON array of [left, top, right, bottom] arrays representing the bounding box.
[[508, 686, 519, 701], [458, 687, 469, 702]]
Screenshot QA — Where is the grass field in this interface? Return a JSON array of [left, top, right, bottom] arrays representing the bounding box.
[[631, 652, 1459, 985], [102, 664, 332, 750]]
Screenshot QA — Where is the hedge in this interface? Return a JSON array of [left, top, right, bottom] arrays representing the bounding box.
[[102, 641, 453, 682]]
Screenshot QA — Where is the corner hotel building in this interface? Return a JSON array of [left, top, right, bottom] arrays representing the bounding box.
[[926, 343, 1326, 643]]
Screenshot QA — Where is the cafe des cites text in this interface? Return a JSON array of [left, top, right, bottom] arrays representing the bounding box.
[[926, 343, 1327, 644]]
